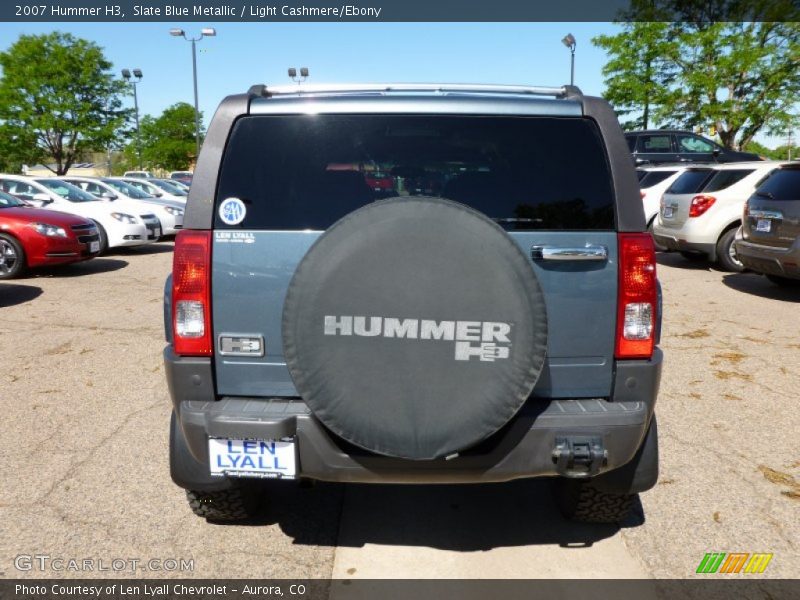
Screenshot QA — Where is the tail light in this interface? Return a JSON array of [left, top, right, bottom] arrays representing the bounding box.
[[689, 194, 716, 217], [615, 233, 657, 359], [172, 230, 212, 356], [743, 200, 750, 219], [640, 190, 646, 200]]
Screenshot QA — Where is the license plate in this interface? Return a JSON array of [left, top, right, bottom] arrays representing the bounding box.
[[756, 219, 771, 233], [89, 241, 100, 253], [154, 227, 161, 238], [208, 438, 296, 479], [663, 207, 674, 218]]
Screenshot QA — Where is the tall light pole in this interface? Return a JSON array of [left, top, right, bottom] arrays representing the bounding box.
[[170, 27, 216, 160], [561, 33, 576, 86], [121, 68, 143, 169]]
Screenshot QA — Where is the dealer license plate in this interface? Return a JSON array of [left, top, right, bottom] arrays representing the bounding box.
[[756, 219, 771, 233], [663, 206, 674, 218], [89, 241, 100, 253], [208, 438, 296, 479]]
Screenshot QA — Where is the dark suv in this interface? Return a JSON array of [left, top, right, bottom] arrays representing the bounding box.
[[735, 164, 800, 286], [164, 83, 663, 524], [626, 130, 761, 165]]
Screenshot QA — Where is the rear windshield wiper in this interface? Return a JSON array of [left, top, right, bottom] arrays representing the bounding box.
[[754, 191, 774, 199]]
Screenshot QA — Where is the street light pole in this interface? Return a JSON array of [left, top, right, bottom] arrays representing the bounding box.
[[121, 68, 143, 169], [561, 33, 577, 86], [191, 38, 200, 159], [170, 28, 216, 162]]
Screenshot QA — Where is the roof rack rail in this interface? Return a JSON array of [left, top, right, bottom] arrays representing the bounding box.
[[247, 83, 582, 99]]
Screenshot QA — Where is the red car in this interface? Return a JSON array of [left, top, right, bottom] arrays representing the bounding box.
[[0, 190, 100, 279], [364, 172, 396, 197]]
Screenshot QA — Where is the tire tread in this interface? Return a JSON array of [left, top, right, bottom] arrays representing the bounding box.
[[185, 487, 258, 521]]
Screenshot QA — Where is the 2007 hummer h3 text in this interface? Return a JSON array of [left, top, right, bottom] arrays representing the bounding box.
[[164, 83, 663, 523]]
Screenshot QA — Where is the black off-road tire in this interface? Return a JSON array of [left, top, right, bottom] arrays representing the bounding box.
[[715, 227, 745, 273], [766, 274, 800, 287], [553, 479, 635, 524], [185, 485, 260, 522]]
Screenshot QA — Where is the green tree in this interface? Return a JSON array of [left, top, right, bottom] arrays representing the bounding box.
[[742, 140, 781, 160], [133, 102, 203, 171], [594, 2, 800, 149], [593, 22, 675, 130], [0, 32, 128, 175]]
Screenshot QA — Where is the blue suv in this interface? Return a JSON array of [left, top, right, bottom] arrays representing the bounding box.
[[164, 83, 663, 523]]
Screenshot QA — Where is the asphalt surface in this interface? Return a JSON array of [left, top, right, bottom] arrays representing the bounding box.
[[0, 244, 797, 582]]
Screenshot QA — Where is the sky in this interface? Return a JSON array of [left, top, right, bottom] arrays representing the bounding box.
[[0, 22, 788, 147], [0, 22, 618, 122]]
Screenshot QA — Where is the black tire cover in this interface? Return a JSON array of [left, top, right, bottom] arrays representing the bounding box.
[[282, 197, 548, 460]]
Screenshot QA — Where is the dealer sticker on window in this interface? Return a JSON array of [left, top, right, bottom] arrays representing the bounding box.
[[208, 438, 296, 479]]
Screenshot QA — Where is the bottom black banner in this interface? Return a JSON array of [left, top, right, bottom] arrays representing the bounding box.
[[2, 579, 799, 600]]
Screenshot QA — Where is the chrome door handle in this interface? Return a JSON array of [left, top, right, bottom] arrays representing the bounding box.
[[531, 244, 608, 262]]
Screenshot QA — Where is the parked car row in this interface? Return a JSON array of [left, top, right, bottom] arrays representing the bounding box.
[[638, 161, 800, 286], [0, 173, 187, 279], [124, 170, 193, 187]]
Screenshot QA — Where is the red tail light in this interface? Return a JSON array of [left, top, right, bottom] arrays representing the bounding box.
[[172, 230, 212, 356], [689, 194, 716, 217], [640, 190, 646, 200], [615, 233, 657, 360]]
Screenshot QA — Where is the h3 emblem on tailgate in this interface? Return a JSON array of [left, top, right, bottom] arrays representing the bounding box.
[[218, 334, 265, 356]]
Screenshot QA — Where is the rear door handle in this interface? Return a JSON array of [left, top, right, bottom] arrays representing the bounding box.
[[531, 244, 608, 262]]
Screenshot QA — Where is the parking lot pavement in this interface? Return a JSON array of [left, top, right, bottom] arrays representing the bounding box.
[[0, 246, 797, 581]]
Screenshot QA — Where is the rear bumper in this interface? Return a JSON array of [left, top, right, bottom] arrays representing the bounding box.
[[734, 236, 800, 279], [653, 219, 717, 259], [165, 346, 662, 488]]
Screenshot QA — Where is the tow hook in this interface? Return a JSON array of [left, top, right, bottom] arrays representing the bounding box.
[[552, 437, 608, 477]]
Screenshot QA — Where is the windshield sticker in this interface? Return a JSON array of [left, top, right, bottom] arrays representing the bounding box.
[[219, 197, 246, 225]]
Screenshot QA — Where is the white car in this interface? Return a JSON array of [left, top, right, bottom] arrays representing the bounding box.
[[652, 161, 790, 271], [114, 177, 187, 202], [637, 165, 691, 228], [0, 175, 157, 253], [123, 170, 155, 178], [63, 177, 184, 236]]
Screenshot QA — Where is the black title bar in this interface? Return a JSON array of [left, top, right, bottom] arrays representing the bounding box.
[[3, 0, 800, 22]]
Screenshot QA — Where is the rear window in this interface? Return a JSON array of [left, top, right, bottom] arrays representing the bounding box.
[[753, 168, 800, 201], [639, 170, 677, 188], [667, 170, 713, 194], [702, 169, 754, 192], [215, 115, 615, 231]]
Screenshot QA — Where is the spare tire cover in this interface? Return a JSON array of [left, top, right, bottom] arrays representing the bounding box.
[[282, 197, 548, 460]]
